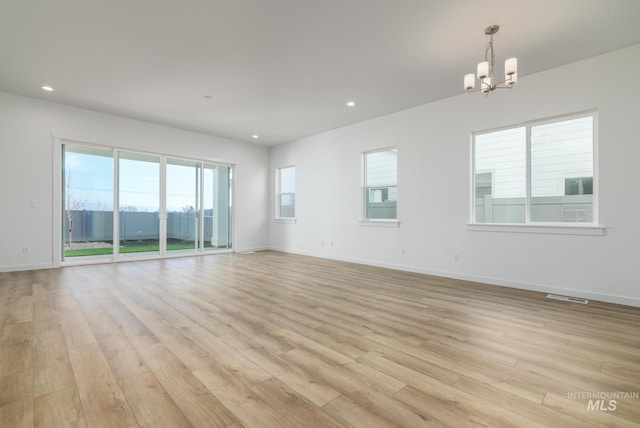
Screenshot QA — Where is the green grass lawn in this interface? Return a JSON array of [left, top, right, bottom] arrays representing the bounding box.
[[64, 244, 195, 257]]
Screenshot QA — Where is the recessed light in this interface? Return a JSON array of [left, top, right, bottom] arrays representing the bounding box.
[[346, 100, 356, 107], [42, 85, 54, 92], [252, 134, 259, 139], [204, 95, 213, 99]]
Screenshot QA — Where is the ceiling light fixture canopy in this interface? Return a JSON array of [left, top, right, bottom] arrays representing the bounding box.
[[464, 25, 517, 95]]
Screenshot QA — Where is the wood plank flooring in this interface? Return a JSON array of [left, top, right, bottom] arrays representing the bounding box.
[[1, 251, 640, 427]]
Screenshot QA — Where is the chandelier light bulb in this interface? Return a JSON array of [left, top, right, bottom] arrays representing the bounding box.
[[464, 74, 475, 90], [477, 62, 489, 80], [505, 57, 518, 76]]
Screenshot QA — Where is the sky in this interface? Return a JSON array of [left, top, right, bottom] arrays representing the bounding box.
[[64, 147, 228, 212]]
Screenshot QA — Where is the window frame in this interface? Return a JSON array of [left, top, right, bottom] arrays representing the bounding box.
[[470, 111, 603, 235], [53, 137, 235, 267], [275, 165, 296, 222], [362, 147, 399, 225]]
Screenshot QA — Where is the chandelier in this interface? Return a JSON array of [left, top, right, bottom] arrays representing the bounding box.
[[464, 25, 517, 95]]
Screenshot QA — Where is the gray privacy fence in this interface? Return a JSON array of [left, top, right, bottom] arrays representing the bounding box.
[[366, 201, 397, 219], [64, 210, 216, 242], [475, 195, 593, 223]]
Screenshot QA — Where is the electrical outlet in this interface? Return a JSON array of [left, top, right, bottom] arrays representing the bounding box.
[[29, 200, 37, 208], [22, 247, 29, 255], [401, 248, 405, 255], [453, 252, 460, 262]]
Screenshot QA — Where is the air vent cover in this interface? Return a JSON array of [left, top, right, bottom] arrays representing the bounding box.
[[547, 294, 589, 304]]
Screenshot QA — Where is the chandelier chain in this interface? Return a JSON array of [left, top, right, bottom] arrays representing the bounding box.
[[485, 36, 496, 84]]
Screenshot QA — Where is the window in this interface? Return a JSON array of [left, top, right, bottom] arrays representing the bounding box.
[[203, 164, 233, 249], [475, 172, 493, 198], [166, 158, 200, 252], [61, 141, 233, 261], [473, 114, 595, 224], [63, 145, 114, 258], [364, 148, 397, 220], [118, 152, 161, 256], [565, 177, 593, 196], [277, 166, 295, 218]]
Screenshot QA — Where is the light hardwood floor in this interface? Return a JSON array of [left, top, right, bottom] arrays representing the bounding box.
[[1, 251, 639, 427]]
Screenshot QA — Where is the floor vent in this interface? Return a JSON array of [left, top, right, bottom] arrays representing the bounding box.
[[547, 294, 589, 304]]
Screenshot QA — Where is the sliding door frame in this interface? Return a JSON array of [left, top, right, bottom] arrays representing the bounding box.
[[53, 136, 235, 268]]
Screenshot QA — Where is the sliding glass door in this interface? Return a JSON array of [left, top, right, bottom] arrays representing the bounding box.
[[118, 152, 161, 256], [166, 158, 200, 252], [61, 141, 233, 263], [62, 144, 114, 259], [203, 164, 232, 249]]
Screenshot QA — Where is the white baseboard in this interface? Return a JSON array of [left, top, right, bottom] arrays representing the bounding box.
[[235, 246, 270, 254], [269, 246, 640, 308], [0, 262, 54, 273]]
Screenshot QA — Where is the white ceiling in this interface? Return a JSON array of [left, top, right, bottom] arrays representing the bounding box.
[[1, 0, 640, 146]]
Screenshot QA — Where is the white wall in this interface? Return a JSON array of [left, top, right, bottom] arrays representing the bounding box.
[[0, 91, 270, 272], [270, 44, 640, 307]]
